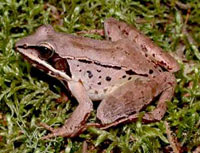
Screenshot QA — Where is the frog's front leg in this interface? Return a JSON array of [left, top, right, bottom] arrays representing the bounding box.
[[97, 72, 176, 127], [41, 80, 93, 139], [104, 18, 180, 72]]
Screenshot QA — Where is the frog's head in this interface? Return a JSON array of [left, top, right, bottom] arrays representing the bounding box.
[[15, 25, 71, 81]]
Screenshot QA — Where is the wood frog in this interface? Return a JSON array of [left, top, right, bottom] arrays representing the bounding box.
[[15, 18, 179, 139]]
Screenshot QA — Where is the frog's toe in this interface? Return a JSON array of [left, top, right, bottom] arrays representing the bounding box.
[[41, 127, 72, 139], [41, 133, 57, 140], [40, 122, 86, 139], [39, 123, 69, 139], [39, 122, 55, 132]]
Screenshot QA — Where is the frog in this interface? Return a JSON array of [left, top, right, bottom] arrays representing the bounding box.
[[15, 18, 179, 139]]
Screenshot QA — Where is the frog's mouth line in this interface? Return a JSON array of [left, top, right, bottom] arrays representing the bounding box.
[[16, 46, 72, 81]]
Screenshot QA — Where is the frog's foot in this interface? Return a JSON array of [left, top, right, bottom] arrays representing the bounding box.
[[40, 123, 65, 140], [40, 111, 91, 139], [40, 122, 85, 139], [142, 72, 176, 122], [142, 83, 175, 122], [40, 122, 55, 132]]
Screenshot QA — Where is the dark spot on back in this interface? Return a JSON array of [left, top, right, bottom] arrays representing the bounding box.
[[105, 76, 111, 81], [79, 69, 82, 72], [87, 70, 93, 78], [128, 77, 132, 80], [141, 44, 147, 52], [104, 89, 107, 92], [122, 29, 129, 36], [99, 76, 102, 79], [149, 69, 153, 74], [125, 50, 130, 55], [152, 54, 155, 57], [97, 69, 101, 72], [77, 65, 79, 67], [160, 61, 167, 66], [122, 75, 126, 78], [95, 90, 98, 94], [97, 82, 101, 85], [134, 34, 139, 40]]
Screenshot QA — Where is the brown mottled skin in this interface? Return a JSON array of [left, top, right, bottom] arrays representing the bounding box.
[[15, 18, 179, 139]]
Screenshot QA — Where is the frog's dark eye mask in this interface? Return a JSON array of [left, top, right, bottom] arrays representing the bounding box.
[[17, 44, 55, 60], [16, 43, 72, 78], [23, 45, 69, 72]]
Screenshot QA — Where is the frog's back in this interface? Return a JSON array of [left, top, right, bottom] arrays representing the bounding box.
[[55, 33, 161, 77], [67, 56, 150, 101], [63, 35, 161, 101]]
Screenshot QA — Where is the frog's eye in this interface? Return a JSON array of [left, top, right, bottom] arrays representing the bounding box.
[[38, 43, 55, 60]]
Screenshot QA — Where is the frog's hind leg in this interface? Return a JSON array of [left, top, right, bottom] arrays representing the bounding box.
[[103, 18, 180, 72], [41, 80, 93, 139], [96, 72, 176, 129]]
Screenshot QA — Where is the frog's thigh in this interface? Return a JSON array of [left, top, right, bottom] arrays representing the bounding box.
[[104, 18, 179, 72], [104, 18, 141, 42], [97, 78, 158, 125], [97, 72, 176, 125]]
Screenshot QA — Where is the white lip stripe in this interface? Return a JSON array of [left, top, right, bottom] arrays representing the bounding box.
[[18, 49, 72, 81]]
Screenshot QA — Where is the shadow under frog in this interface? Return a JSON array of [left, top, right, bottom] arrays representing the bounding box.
[[15, 18, 179, 139]]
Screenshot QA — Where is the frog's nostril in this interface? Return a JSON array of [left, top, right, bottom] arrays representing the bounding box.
[[23, 43, 28, 48], [15, 43, 28, 49]]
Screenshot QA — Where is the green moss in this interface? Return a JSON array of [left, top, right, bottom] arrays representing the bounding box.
[[0, 0, 200, 152]]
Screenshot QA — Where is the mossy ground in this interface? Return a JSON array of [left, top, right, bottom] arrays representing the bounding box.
[[0, 0, 200, 152]]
